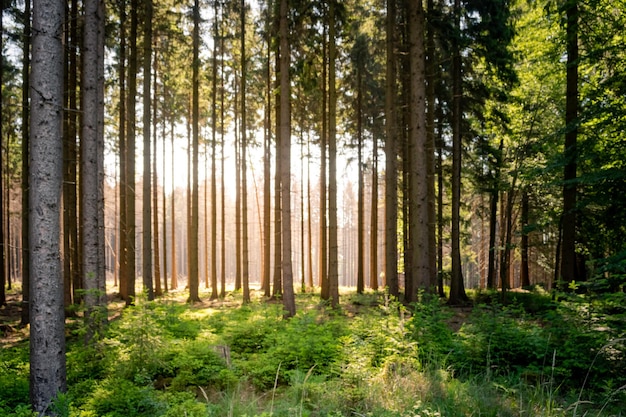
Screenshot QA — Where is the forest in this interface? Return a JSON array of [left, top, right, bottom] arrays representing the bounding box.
[[1, 0, 626, 414]]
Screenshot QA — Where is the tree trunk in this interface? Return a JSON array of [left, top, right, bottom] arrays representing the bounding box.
[[170, 120, 178, 289], [357, 59, 364, 295], [29, 0, 67, 408], [370, 134, 379, 291], [0, 0, 5, 308], [407, 0, 430, 302], [262, 3, 272, 296], [118, 0, 129, 301], [20, 0, 31, 325], [384, 0, 399, 298], [279, 0, 295, 317], [152, 40, 162, 297], [82, 0, 107, 342], [126, 0, 138, 304], [188, 0, 201, 303], [241, 0, 250, 304], [449, 0, 468, 304], [142, 0, 154, 300], [319, 21, 328, 298], [210, 0, 219, 300], [559, 0, 578, 287], [520, 189, 530, 287]]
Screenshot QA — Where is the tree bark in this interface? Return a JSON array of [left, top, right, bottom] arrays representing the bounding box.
[[241, 0, 250, 304], [384, 0, 399, 298], [279, 0, 295, 317], [142, 0, 154, 300], [29, 0, 67, 408]]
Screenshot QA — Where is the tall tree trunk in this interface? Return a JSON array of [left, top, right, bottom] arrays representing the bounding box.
[[425, 0, 437, 290], [384, 0, 399, 297], [0, 0, 5, 308], [161, 105, 168, 292], [188, 0, 201, 303], [20, 0, 32, 325], [220, 32, 226, 298], [262, 1, 272, 297], [279, 0, 295, 317], [272, 29, 282, 298], [356, 59, 364, 295], [559, 0, 578, 287], [241, 0, 250, 304], [170, 120, 178, 289], [449, 0, 468, 304], [210, 0, 219, 300], [327, 0, 339, 308], [436, 111, 445, 297], [118, 0, 129, 300], [406, 0, 430, 302], [370, 135, 379, 291], [29, 0, 67, 407], [126, 0, 138, 304], [152, 42, 162, 297], [487, 138, 504, 289], [307, 141, 314, 289], [82, 0, 108, 342], [142, 0, 154, 300], [319, 22, 328, 298]]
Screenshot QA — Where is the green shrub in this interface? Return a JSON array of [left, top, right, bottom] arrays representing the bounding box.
[[81, 378, 165, 417]]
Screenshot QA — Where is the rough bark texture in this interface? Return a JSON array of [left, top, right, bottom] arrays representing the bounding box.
[[384, 0, 399, 298], [82, 0, 108, 341], [29, 0, 67, 409], [279, 0, 295, 317], [407, 0, 430, 302]]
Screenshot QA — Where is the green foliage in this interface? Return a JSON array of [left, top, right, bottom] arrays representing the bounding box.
[[80, 378, 165, 417]]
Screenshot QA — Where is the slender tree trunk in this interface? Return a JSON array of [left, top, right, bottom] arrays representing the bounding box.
[[356, 57, 364, 295], [370, 135, 378, 291], [0, 0, 5, 308], [319, 22, 328, 298], [307, 141, 314, 289], [272, 32, 282, 298], [210, 0, 219, 300], [262, 3, 272, 296], [152, 41, 162, 297], [436, 112, 445, 297], [327, 0, 339, 308], [29, 0, 67, 407], [425, 0, 437, 289], [20, 0, 32, 324], [560, 0, 578, 287], [449, 0, 468, 304], [161, 106, 168, 292], [384, 0, 399, 297], [520, 189, 530, 287], [170, 121, 178, 289], [142, 0, 154, 300], [126, 0, 138, 304], [241, 0, 250, 304], [487, 138, 503, 289], [279, 0, 295, 317], [188, 0, 201, 303], [220, 34, 226, 298], [118, 0, 128, 300]]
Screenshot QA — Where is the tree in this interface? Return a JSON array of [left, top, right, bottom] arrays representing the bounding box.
[[384, 0, 399, 298], [29, 0, 67, 409], [279, 0, 295, 317], [240, 0, 250, 304], [0, 0, 5, 308], [188, 0, 201, 303], [20, 0, 31, 325], [559, 0, 578, 287], [82, 0, 108, 341], [142, 0, 154, 300], [406, 0, 430, 302]]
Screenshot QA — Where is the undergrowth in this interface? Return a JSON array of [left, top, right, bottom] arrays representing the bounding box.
[[1, 288, 624, 416]]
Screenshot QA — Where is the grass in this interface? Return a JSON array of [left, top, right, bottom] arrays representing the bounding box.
[[1, 286, 625, 416]]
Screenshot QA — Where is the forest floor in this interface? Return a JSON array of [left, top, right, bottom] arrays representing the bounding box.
[[2, 283, 625, 416]]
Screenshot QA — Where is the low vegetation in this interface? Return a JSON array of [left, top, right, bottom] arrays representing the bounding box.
[[1, 287, 625, 416]]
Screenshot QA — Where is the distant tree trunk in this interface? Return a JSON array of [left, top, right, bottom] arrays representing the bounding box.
[[152, 44, 162, 297], [20, 0, 32, 325], [406, 0, 430, 302], [520, 189, 530, 287], [327, 0, 339, 308], [436, 111, 445, 297], [142, 0, 154, 300], [161, 109, 168, 292], [425, 0, 437, 290], [188, 0, 201, 303], [559, 0, 578, 287], [0, 0, 5, 308], [170, 121, 178, 290], [449, 0, 468, 304], [118, 0, 129, 301], [370, 135, 379, 291], [29, 0, 67, 408], [241, 0, 250, 304], [356, 53, 364, 295], [262, 4, 272, 297], [307, 141, 314, 289], [82, 0, 108, 342], [220, 37, 226, 298], [384, 0, 399, 298], [210, 0, 219, 300], [126, 0, 139, 304], [272, 33, 282, 298], [319, 22, 328, 298], [487, 138, 504, 289], [279, 0, 295, 317]]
